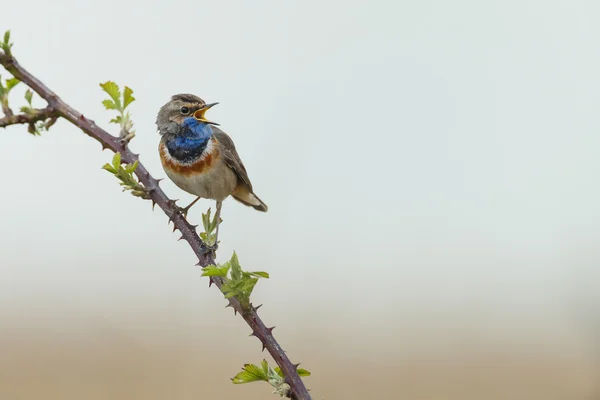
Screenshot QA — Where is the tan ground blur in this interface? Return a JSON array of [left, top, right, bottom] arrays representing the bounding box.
[[0, 308, 598, 400]]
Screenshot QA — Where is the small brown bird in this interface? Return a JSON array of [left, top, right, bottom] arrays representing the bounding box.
[[156, 94, 267, 246]]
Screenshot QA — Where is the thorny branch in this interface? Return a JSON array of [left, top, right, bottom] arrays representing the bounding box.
[[0, 49, 310, 400]]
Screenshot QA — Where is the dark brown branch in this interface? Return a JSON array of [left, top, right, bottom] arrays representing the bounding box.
[[0, 51, 310, 400]]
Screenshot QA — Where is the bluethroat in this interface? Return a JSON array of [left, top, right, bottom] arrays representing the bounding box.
[[156, 94, 268, 248]]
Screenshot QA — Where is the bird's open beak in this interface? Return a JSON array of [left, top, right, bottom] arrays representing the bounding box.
[[193, 102, 220, 125]]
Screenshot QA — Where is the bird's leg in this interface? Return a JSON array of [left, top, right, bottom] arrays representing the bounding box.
[[177, 196, 202, 219]]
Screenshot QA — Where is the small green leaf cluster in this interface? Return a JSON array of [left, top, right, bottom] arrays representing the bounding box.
[[99, 81, 135, 143], [0, 30, 13, 55], [199, 207, 221, 246], [0, 74, 19, 98], [231, 359, 311, 397], [102, 153, 149, 198], [202, 252, 269, 310], [20, 89, 52, 135]]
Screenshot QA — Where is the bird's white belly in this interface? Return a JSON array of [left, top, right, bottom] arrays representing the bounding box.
[[164, 157, 238, 201]]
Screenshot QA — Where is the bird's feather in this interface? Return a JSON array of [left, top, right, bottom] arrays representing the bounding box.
[[160, 120, 181, 136], [212, 126, 253, 191], [212, 126, 268, 212]]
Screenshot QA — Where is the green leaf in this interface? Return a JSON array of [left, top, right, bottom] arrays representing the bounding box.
[[102, 99, 118, 110], [201, 263, 231, 278], [125, 160, 139, 173], [231, 360, 306, 392], [230, 251, 242, 281], [274, 367, 311, 378], [231, 361, 269, 384], [109, 116, 123, 124], [112, 152, 121, 170], [6, 78, 19, 91], [103, 153, 147, 199], [1, 30, 11, 52], [24, 89, 33, 105], [99, 81, 121, 109], [221, 282, 233, 292], [0, 31, 12, 55], [230, 252, 240, 267], [242, 276, 258, 296], [260, 359, 270, 377], [123, 86, 135, 109], [221, 281, 241, 299], [248, 271, 270, 279], [131, 190, 146, 197], [202, 209, 212, 233], [102, 163, 117, 174]]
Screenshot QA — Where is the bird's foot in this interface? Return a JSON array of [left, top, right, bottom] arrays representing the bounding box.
[[168, 199, 194, 220], [177, 204, 193, 219]]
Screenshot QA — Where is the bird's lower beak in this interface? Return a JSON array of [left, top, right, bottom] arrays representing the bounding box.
[[193, 102, 220, 125]]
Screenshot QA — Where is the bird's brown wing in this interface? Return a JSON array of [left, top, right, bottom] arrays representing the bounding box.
[[211, 126, 253, 191]]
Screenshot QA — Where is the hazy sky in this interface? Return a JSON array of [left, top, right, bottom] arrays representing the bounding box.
[[1, 0, 600, 390]]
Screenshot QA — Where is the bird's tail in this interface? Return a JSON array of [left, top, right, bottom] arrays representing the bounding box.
[[232, 186, 268, 212]]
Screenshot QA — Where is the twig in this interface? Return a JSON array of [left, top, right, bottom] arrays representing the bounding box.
[[1, 100, 13, 116], [0, 51, 311, 400], [0, 106, 58, 127]]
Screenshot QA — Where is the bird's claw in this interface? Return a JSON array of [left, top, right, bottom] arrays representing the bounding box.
[[176, 205, 191, 219], [168, 201, 192, 221], [168, 197, 201, 222]]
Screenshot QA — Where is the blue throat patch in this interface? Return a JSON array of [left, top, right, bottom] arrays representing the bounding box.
[[166, 118, 213, 163]]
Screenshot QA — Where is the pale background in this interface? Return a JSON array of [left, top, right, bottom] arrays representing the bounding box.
[[1, 1, 600, 399]]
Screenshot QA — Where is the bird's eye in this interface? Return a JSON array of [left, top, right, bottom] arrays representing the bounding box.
[[180, 107, 190, 115]]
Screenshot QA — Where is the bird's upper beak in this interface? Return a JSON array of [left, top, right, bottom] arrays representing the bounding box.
[[193, 102, 220, 125]]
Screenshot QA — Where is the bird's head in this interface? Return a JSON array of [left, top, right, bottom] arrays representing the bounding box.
[[156, 93, 219, 135]]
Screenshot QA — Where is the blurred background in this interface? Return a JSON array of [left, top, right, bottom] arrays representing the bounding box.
[[1, 1, 600, 399]]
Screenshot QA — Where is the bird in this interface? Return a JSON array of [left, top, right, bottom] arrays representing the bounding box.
[[156, 93, 267, 249]]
